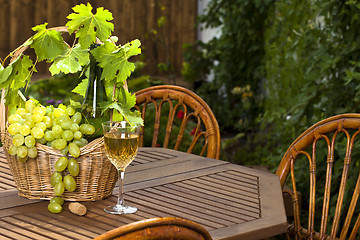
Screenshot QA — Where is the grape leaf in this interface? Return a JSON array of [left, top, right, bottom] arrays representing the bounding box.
[[91, 39, 141, 84], [117, 86, 137, 110], [100, 87, 143, 126], [123, 109, 143, 126], [112, 110, 124, 122], [7, 55, 34, 90], [49, 44, 90, 75], [101, 101, 143, 126], [31, 23, 65, 61], [0, 62, 14, 89], [5, 89, 23, 115], [66, 3, 114, 49], [72, 78, 88, 98]]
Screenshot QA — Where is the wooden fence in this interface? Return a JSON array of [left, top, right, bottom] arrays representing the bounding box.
[[0, 0, 197, 77]]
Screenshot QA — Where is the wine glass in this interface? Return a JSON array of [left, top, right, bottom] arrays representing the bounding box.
[[102, 121, 140, 214]]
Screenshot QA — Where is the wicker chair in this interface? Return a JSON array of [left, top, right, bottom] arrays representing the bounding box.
[[93, 217, 213, 240], [135, 85, 221, 159], [276, 114, 360, 240]]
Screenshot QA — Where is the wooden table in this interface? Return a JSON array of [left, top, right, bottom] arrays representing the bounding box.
[[0, 147, 287, 240]]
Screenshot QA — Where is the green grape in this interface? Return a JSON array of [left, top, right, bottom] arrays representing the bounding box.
[[8, 114, 22, 124], [8, 123, 21, 135], [68, 158, 80, 177], [71, 112, 82, 124], [57, 114, 70, 124], [17, 156, 28, 162], [42, 116, 53, 128], [54, 156, 68, 172], [70, 123, 80, 132], [23, 112, 32, 121], [37, 137, 47, 144], [28, 146, 38, 158], [73, 130, 82, 140], [33, 106, 46, 116], [17, 145, 28, 158], [31, 127, 44, 139], [54, 108, 65, 118], [16, 108, 27, 117], [48, 202, 62, 213], [50, 140, 56, 149], [64, 175, 76, 192], [61, 146, 69, 155], [9, 144, 18, 155], [62, 130, 74, 142], [68, 142, 80, 158], [60, 120, 72, 130], [25, 99, 36, 113], [44, 130, 55, 142], [65, 106, 75, 116], [31, 112, 44, 123], [79, 138, 88, 147], [24, 119, 35, 128], [51, 171, 63, 186], [20, 124, 31, 136], [24, 135, 36, 147], [12, 134, 25, 147], [50, 196, 64, 205], [47, 111, 54, 120], [19, 118, 26, 125], [54, 181, 65, 196], [80, 124, 95, 135], [35, 122, 47, 132], [52, 125, 63, 139], [72, 140, 82, 147], [54, 139, 67, 150]]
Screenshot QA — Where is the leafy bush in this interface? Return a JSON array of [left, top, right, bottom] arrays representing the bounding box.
[[183, 0, 273, 135], [189, 0, 360, 234]]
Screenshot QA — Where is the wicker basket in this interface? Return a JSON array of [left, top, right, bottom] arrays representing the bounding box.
[[0, 26, 118, 201]]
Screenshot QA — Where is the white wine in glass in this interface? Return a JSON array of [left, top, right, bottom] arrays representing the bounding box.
[[102, 121, 140, 214]]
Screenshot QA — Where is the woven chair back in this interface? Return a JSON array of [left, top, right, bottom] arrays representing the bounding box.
[[93, 217, 213, 240], [276, 113, 360, 239], [135, 85, 221, 159]]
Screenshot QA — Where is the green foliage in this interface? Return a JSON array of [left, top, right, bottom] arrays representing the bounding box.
[[31, 23, 64, 61], [66, 3, 114, 49], [262, 0, 360, 163], [0, 3, 142, 126], [91, 39, 141, 84], [49, 44, 89, 75], [191, 0, 360, 234], [25, 73, 83, 106], [261, 0, 360, 231], [186, 0, 274, 134]]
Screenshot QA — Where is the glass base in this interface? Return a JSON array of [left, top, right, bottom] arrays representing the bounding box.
[[104, 204, 137, 214]]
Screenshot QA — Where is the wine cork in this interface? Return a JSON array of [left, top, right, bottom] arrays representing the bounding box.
[[68, 202, 87, 216]]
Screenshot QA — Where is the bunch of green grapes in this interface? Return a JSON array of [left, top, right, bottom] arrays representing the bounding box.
[[7, 99, 96, 213]]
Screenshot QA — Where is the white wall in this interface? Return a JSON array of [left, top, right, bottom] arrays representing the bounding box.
[[197, 0, 221, 43]]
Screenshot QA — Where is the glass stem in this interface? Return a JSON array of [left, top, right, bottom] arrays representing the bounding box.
[[117, 170, 125, 207]]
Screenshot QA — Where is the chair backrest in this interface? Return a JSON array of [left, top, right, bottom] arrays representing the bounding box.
[[93, 217, 213, 240], [134, 85, 221, 159], [276, 114, 360, 240]]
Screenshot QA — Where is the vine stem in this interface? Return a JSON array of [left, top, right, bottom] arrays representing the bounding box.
[[110, 84, 116, 121]]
